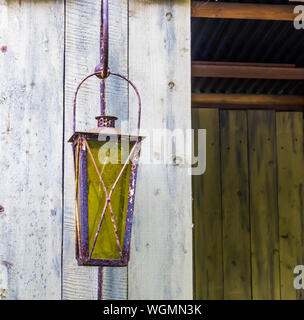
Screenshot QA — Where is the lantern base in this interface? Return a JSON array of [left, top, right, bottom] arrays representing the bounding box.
[[76, 257, 129, 267]]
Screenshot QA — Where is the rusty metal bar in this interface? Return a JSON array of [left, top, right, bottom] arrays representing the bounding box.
[[99, 0, 109, 115]]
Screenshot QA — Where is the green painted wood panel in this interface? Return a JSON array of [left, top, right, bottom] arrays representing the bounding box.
[[220, 110, 251, 300], [248, 110, 280, 300], [193, 109, 304, 300], [276, 112, 304, 300], [192, 109, 223, 300]]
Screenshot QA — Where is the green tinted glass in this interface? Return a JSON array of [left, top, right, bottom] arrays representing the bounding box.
[[84, 140, 132, 260]]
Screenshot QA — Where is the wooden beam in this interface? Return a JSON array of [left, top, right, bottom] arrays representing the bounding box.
[[195, 61, 296, 69], [191, 2, 296, 21], [192, 93, 304, 107], [192, 61, 304, 80]]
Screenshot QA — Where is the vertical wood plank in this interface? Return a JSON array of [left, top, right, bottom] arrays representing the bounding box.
[[103, 0, 129, 300], [248, 110, 280, 300], [192, 109, 223, 299], [63, 0, 100, 300], [63, 0, 129, 300], [0, 0, 63, 299], [276, 112, 304, 300], [128, 0, 192, 299], [220, 110, 251, 300]]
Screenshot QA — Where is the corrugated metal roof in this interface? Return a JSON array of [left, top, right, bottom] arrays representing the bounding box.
[[191, 9, 304, 94]]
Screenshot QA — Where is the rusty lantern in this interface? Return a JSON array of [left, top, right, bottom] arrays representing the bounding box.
[[68, 71, 143, 267]]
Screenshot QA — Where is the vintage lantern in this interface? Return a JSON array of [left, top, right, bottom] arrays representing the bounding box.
[[69, 72, 143, 267], [68, 0, 143, 267]]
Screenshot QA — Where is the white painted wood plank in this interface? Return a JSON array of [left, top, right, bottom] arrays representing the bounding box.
[[63, 0, 100, 300], [0, 0, 64, 299], [63, 0, 128, 300], [128, 0, 192, 299]]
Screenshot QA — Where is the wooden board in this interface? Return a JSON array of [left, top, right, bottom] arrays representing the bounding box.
[[220, 110, 251, 300], [191, 2, 296, 21], [248, 110, 280, 300], [0, 1, 63, 299], [191, 63, 304, 80], [63, 0, 128, 300], [192, 109, 223, 299], [128, 0, 192, 299], [193, 108, 304, 300], [63, 0, 100, 300], [192, 93, 304, 107], [276, 112, 304, 300]]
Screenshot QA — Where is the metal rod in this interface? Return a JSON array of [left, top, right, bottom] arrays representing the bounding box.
[[73, 72, 142, 135], [109, 72, 142, 136], [99, 0, 109, 115], [101, 0, 109, 76], [98, 0, 109, 299], [98, 267, 104, 300]]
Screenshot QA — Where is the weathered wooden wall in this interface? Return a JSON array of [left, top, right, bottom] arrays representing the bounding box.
[[0, 0, 64, 299], [0, 0, 192, 299], [193, 108, 304, 300]]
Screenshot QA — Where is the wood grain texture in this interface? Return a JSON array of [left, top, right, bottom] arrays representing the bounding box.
[[63, 0, 100, 300], [191, 63, 304, 80], [0, 0, 63, 299], [191, 94, 304, 107], [191, 2, 296, 21], [128, 0, 192, 299], [63, 0, 128, 300], [220, 110, 251, 300], [192, 109, 223, 299], [248, 110, 280, 300], [276, 112, 304, 300], [193, 109, 304, 300]]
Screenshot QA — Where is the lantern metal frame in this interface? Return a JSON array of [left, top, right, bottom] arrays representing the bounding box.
[[68, 71, 143, 267]]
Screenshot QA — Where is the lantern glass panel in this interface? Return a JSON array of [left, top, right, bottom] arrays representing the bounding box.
[[76, 138, 134, 260]]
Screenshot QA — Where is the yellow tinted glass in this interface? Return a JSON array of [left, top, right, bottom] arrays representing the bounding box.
[[86, 140, 131, 260]]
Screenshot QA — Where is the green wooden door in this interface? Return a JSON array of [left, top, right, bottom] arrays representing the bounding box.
[[193, 108, 304, 300]]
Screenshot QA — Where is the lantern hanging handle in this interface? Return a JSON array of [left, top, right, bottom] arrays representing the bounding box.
[[73, 71, 142, 136]]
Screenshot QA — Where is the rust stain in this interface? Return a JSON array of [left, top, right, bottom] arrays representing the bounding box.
[[18, 0, 22, 6], [1, 46, 7, 53], [6, 112, 10, 133]]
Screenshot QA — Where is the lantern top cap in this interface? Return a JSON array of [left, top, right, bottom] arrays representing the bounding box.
[[95, 115, 117, 128], [68, 126, 144, 143], [69, 113, 144, 143]]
